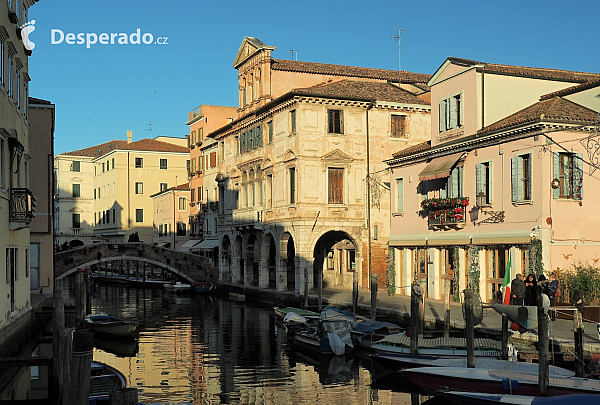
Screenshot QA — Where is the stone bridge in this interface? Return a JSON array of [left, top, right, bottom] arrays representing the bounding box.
[[54, 242, 214, 283]]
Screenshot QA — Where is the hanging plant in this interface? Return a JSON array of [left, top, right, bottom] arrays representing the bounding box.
[[452, 246, 461, 302], [467, 245, 482, 300], [528, 238, 544, 277], [387, 246, 396, 296]]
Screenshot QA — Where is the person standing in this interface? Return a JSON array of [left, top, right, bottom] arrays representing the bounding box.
[[524, 274, 537, 306], [510, 274, 525, 306]]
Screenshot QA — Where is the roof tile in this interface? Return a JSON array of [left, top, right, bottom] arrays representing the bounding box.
[[392, 141, 431, 158]]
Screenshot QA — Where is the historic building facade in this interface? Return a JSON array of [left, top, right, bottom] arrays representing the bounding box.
[[151, 183, 191, 251], [207, 38, 432, 293], [387, 58, 600, 302]]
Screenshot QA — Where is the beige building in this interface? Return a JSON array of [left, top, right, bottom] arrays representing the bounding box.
[[28, 97, 55, 294], [54, 140, 128, 246], [208, 37, 431, 293], [0, 0, 41, 353], [151, 183, 191, 250], [92, 132, 190, 243], [387, 58, 600, 302]]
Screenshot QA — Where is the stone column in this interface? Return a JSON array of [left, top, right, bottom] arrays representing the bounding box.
[[231, 251, 242, 285], [259, 249, 269, 289], [276, 256, 287, 291]]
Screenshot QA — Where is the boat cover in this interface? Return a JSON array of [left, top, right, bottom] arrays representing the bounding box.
[[493, 304, 538, 330]]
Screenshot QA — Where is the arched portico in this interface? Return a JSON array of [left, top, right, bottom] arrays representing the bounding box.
[[312, 230, 359, 290], [232, 235, 243, 284], [260, 232, 277, 289], [219, 235, 232, 283]]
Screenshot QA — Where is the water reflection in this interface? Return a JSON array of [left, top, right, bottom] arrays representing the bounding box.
[[85, 283, 447, 404]]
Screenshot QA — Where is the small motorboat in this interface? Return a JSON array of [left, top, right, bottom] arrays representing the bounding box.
[[85, 314, 139, 336], [192, 282, 215, 294], [351, 319, 404, 349], [164, 281, 191, 293], [89, 361, 127, 404], [442, 391, 600, 405], [371, 333, 502, 358], [274, 306, 320, 320]]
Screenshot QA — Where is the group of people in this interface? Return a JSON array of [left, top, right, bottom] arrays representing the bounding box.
[[510, 272, 559, 319]]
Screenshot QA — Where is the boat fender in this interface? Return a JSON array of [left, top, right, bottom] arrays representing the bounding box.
[[502, 378, 518, 394]]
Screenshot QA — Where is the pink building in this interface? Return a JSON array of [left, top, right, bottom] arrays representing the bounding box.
[[387, 58, 600, 303]]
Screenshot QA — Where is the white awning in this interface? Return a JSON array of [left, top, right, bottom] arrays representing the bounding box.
[[190, 239, 219, 252], [179, 239, 202, 252]]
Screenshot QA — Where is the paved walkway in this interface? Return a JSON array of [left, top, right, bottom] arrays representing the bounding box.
[[315, 287, 600, 353]]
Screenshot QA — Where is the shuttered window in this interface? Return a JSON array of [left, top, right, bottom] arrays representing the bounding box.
[[475, 161, 492, 206], [553, 152, 584, 200], [439, 93, 463, 133], [328, 110, 343, 134], [328, 168, 344, 204], [391, 115, 406, 138], [396, 178, 403, 212], [511, 153, 532, 202], [289, 167, 296, 204], [210, 152, 216, 168]]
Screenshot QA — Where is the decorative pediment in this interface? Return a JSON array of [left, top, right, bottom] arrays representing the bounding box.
[[321, 149, 354, 162], [283, 150, 297, 163], [233, 37, 275, 69], [262, 158, 273, 170]]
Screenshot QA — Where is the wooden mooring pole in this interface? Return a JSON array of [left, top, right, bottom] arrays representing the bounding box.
[[69, 330, 94, 403], [75, 271, 86, 327], [109, 388, 139, 405], [463, 289, 475, 368], [52, 280, 66, 405], [85, 269, 92, 315], [501, 314, 509, 360], [574, 309, 585, 377], [370, 275, 377, 320], [352, 272, 358, 314], [537, 285, 549, 396], [444, 280, 451, 338], [410, 284, 423, 356], [303, 271, 309, 309], [318, 269, 323, 312]]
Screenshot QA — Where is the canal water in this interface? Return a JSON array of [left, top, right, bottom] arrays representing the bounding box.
[[88, 284, 447, 405]]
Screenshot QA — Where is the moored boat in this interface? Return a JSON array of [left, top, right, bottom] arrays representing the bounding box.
[[403, 366, 600, 397], [442, 391, 600, 405], [192, 282, 216, 294], [85, 314, 139, 336], [351, 319, 404, 349], [164, 281, 191, 293], [371, 333, 502, 358], [89, 361, 127, 404], [274, 306, 320, 320]]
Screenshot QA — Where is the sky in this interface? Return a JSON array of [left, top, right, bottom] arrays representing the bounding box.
[[28, 0, 600, 155]]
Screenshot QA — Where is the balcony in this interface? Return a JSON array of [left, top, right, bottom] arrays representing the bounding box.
[[420, 197, 468, 229], [210, 201, 219, 211], [10, 188, 34, 230], [232, 208, 263, 227]]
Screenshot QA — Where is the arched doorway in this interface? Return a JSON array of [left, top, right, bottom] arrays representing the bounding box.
[[233, 235, 243, 284], [262, 233, 277, 289], [247, 234, 258, 286], [281, 232, 295, 292], [221, 235, 231, 283], [313, 231, 357, 290]]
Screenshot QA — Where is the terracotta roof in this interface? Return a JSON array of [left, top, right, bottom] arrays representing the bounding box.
[[392, 141, 431, 158], [271, 59, 431, 84], [28, 97, 52, 105], [293, 80, 431, 105], [171, 183, 189, 190], [114, 139, 189, 153], [540, 79, 600, 101], [478, 97, 599, 135], [61, 140, 129, 158], [482, 63, 600, 83]]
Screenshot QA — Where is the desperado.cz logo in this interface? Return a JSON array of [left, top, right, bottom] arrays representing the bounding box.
[[51, 28, 168, 48]]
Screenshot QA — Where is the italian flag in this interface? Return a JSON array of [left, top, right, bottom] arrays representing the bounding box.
[[502, 252, 512, 305]]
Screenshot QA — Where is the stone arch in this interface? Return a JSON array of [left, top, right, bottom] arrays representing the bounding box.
[[220, 235, 232, 283], [246, 233, 259, 286], [261, 232, 277, 289], [312, 230, 359, 290], [232, 234, 244, 284], [280, 232, 296, 291]]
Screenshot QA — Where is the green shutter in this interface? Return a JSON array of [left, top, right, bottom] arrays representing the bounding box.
[[451, 167, 459, 198], [511, 157, 519, 202], [476, 163, 484, 201], [574, 153, 584, 200], [397, 178, 403, 212], [449, 96, 457, 129], [525, 154, 532, 201], [439, 100, 446, 132], [459, 94, 464, 127], [553, 153, 560, 199]]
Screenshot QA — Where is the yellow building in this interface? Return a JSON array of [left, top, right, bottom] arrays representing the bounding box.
[[151, 183, 191, 251], [0, 0, 41, 354], [92, 132, 190, 243]]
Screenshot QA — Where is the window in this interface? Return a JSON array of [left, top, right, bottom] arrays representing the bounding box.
[[186, 159, 190, 172], [348, 250, 356, 271], [268, 120, 273, 143], [553, 152, 583, 200], [8, 53, 13, 100], [0, 37, 4, 87], [0, 138, 4, 189], [177, 222, 186, 236], [112, 209, 116, 223], [72, 213, 81, 229], [328, 110, 343, 134], [160, 183, 168, 192], [106, 160, 109, 171], [135, 182, 143, 194], [97, 187, 100, 198], [15, 67, 20, 110], [210, 151, 216, 168], [159, 224, 163, 236], [290, 110, 296, 134], [191, 130, 196, 146], [475, 161, 492, 206], [327, 250, 334, 270], [267, 174, 273, 208], [391, 115, 406, 138], [419, 165, 463, 200], [72, 183, 81, 198], [198, 186, 203, 202], [135, 157, 143, 168], [178, 197, 187, 210], [135, 209, 143, 223], [220, 142, 225, 160], [439, 93, 463, 132], [102, 162, 105, 173], [511, 153, 532, 202], [328, 168, 344, 204], [396, 178, 404, 212], [71, 161, 80, 172], [160, 159, 167, 170], [93, 189, 96, 199], [199, 127, 203, 142], [289, 167, 296, 204], [112, 158, 115, 169]]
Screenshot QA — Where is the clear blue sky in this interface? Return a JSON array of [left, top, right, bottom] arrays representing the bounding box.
[[28, 0, 600, 155]]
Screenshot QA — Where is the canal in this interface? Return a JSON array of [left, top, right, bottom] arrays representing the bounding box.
[[88, 284, 446, 405]]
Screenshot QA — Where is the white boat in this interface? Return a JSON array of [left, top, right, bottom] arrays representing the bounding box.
[[371, 333, 502, 357], [164, 281, 191, 293], [85, 314, 139, 336]]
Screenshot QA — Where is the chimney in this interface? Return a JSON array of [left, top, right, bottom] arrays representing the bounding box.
[[127, 130, 132, 144]]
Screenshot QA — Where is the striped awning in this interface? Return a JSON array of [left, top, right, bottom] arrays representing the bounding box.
[[418, 153, 463, 181]]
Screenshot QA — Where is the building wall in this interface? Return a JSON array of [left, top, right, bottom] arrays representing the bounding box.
[[93, 149, 189, 243], [152, 188, 191, 250]]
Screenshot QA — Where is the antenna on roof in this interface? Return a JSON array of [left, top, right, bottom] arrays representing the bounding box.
[[390, 28, 406, 86], [287, 49, 297, 61], [146, 120, 153, 138]]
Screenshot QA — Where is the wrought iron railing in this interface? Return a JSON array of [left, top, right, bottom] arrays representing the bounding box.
[[420, 197, 468, 227], [10, 188, 34, 223]]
